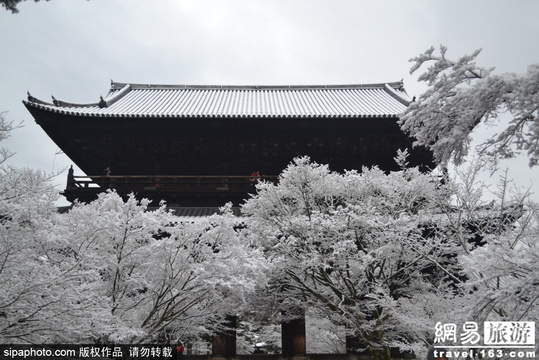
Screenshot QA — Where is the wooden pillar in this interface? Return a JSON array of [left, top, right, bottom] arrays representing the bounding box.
[[346, 334, 363, 354], [281, 310, 306, 357], [212, 315, 236, 358]]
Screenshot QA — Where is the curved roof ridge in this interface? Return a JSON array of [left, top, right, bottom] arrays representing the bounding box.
[[26, 92, 53, 106], [383, 83, 411, 106], [25, 93, 100, 108], [110, 81, 404, 91], [52, 97, 101, 108]]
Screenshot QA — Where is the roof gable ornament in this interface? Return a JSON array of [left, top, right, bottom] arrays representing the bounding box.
[[27, 91, 51, 106]]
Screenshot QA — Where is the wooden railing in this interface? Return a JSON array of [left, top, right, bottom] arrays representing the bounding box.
[[67, 174, 277, 193]]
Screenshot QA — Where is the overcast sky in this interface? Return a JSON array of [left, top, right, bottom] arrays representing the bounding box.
[[1, 0, 538, 204]]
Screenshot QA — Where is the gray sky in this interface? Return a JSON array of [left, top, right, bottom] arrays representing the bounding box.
[[1, 0, 538, 204]]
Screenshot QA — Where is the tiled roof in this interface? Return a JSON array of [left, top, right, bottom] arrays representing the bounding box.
[[24, 81, 411, 119]]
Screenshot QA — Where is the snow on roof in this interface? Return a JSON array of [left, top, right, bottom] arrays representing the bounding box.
[[24, 81, 411, 119], [151, 206, 244, 223]]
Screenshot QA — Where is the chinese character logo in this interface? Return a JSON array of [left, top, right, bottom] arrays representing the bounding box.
[[484, 322, 535, 345], [435, 322, 457, 343], [460, 321, 481, 345]]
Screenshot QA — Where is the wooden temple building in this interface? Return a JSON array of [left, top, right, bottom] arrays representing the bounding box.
[[24, 81, 432, 359], [24, 81, 433, 207]]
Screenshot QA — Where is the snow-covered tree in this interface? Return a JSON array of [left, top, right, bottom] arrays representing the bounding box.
[[0, 112, 102, 342], [453, 166, 539, 325], [1, 0, 50, 14], [242, 155, 539, 359], [242, 156, 474, 360], [37, 193, 269, 344], [400, 45, 539, 168], [0, 113, 71, 342], [45, 192, 171, 342], [1, 187, 268, 344], [128, 201, 268, 343], [460, 202, 539, 324], [0, 169, 97, 343]]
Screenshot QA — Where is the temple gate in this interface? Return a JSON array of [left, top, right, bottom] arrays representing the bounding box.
[[25, 81, 432, 358]]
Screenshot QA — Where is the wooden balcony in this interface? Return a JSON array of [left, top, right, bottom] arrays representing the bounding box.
[[63, 169, 277, 205]]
